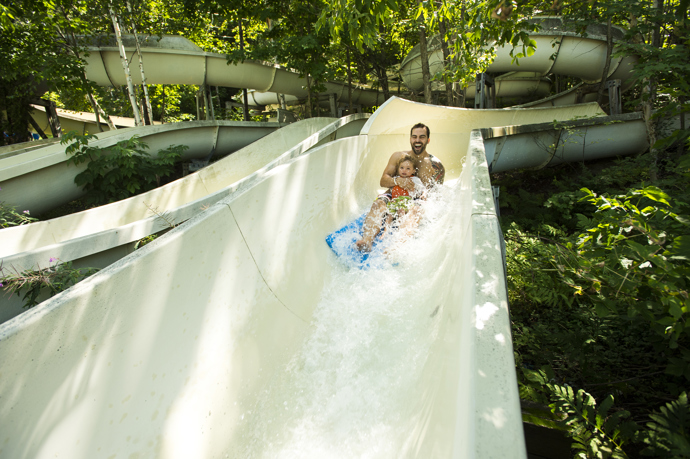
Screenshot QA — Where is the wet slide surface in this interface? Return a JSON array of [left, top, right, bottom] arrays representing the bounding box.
[[0, 98, 604, 458]]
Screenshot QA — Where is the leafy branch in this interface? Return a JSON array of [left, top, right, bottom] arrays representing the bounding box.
[[0, 258, 100, 308]]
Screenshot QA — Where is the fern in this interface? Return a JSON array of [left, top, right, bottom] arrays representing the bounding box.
[[639, 392, 690, 458], [548, 384, 638, 458]]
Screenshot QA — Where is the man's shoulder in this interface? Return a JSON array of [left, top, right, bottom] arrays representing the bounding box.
[[425, 153, 444, 166], [418, 153, 444, 167], [420, 153, 445, 185]]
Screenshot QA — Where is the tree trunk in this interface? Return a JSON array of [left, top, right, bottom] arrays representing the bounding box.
[[375, 65, 390, 101], [436, 0, 453, 106], [238, 19, 249, 121], [161, 85, 166, 123], [109, 3, 142, 126], [643, 0, 664, 182], [126, 0, 154, 125], [86, 91, 105, 132], [417, 0, 432, 104], [306, 74, 313, 118], [596, 18, 613, 112], [347, 47, 353, 113]]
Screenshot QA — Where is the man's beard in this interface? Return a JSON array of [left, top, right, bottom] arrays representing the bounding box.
[[412, 143, 425, 155]]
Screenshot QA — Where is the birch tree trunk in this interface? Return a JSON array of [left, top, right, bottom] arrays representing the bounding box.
[[417, 0, 432, 105], [126, 0, 154, 125], [434, 1, 453, 105], [438, 17, 453, 106], [59, 26, 117, 131], [109, 3, 142, 126]]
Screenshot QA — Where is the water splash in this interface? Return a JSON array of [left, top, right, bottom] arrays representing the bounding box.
[[239, 183, 459, 458]]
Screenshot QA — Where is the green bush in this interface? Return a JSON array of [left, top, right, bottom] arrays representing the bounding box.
[[62, 131, 187, 206]]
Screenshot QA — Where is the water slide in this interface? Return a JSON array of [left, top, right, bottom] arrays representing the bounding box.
[[0, 115, 368, 322], [0, 120, 287, 215], [81, 34, 384, 108], [25, 31, 382, 139], [400, 17, 637, 105], [0, 97, 624, 459], [29, 105, 150, 135], [483, 111, 648, 173], [0, 14, 652, 456]]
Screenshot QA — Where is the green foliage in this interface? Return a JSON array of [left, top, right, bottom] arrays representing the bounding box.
[[0, 199, 37, 228], [639, 392, 690, 458], [547, 383, 638, 458], [0, 0, 105, 145], [61, 131, 187, 206], [134, 234, 158, 249], [552, 187, 690, 353], [524, 372, 690, 458], [0, 259, 99, 308], [501, 153, 690, 456]]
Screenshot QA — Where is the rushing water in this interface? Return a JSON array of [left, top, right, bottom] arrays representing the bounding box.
[[239, 183, 459, 458]]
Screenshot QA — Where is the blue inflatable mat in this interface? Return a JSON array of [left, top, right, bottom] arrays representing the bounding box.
[[326, 214, 387, 268]]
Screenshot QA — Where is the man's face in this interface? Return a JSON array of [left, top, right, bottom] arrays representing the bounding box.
[[410, 127, 429, 155]]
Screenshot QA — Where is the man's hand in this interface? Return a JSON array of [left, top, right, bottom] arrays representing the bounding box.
[[395, 177, 415, 192]]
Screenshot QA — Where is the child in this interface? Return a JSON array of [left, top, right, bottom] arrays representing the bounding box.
[[383, 155, 425, 236]]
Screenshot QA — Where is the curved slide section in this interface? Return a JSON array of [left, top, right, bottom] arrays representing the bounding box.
[[0, 98, 618, 458], [401, 17, 637, 104], [0, 120, 286, 215], [0, 116, 368, 321], [483, 112, 648, 173], [82, 35, 383, 108], [29, 105, 151, 136]]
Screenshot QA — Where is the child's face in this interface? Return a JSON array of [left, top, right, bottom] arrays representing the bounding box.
[[398, 160, 414, 178]]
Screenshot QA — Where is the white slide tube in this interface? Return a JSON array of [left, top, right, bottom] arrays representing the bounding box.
[[483, 112, 649, 174], [400, 17, 637, 102], [82, 35, 383, 108]]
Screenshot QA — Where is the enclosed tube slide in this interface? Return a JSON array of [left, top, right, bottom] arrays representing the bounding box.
[[0, 115, 368, 324], [0, 98, 612, 459], [401, 17, 637, 104], [81, 35, 383, 108]]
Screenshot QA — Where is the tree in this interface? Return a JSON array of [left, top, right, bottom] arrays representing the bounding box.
[[0, 0, 101, 144], [317, 0, 539, 105]]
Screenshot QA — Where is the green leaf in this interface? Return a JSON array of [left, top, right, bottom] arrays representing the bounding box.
[[640, 186, 671, 206]]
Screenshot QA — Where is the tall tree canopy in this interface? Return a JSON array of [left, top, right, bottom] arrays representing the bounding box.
[[2, 0, 688, 146]]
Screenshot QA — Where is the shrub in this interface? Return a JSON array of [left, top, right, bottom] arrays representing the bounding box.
[[62, 131, 187, 206]]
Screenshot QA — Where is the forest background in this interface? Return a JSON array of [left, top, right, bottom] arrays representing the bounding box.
[[2, 0, 690, 457]]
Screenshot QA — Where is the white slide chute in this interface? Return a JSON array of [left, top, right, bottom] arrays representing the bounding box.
[[0, 116, 368, 321], [0, 98, 612, 458]]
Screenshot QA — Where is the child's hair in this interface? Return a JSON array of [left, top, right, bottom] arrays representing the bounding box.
[[396, 154, 416, 174]]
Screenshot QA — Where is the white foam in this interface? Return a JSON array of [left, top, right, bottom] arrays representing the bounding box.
[[239, 183, 459, 458]]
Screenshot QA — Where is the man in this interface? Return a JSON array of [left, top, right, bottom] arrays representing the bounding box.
[[354, 122, 445, 252]]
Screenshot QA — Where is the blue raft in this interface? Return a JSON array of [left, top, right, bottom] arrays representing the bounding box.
[[325, 214, 389, 268]]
